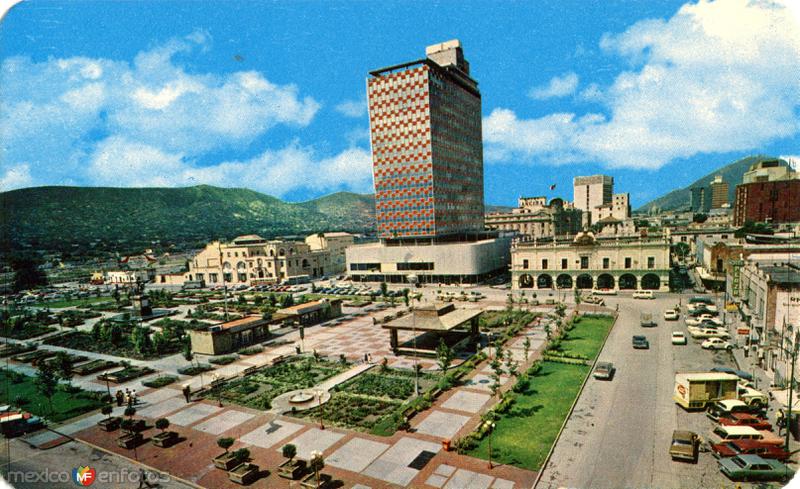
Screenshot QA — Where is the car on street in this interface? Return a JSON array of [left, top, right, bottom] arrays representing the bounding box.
[[718, 454, 794, 482], [701, 338, 734, 350], [710, 366, 754, 382], [664, 309, 679, 321], [672, 331, 687, 345], [593, 361, 615, 380], [632, 335, 650, 349], [591, 288, 617, 296], [669, 430, 699, 463], [707, 400, 760, 422], [583, 295, 605, 306], [738, 386, 768, 408], [686, 314, 723, 326], [719, 412, 772, 430], [633, 290, 655, 299], [710, 440, 791, 460], [690, 327, 731, 339]]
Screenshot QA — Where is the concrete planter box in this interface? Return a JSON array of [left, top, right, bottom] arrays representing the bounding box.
[[278, 459, 306, 480], [213, 452, 242, 471], [299, 473, 332, 489], [228, 463, 259, 485], [151, 431, 179, 448], [116, 432, 143, 449], [97, 417, 121, 432]]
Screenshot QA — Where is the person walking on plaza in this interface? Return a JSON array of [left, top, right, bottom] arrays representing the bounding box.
[[777, 408, 786, 436]]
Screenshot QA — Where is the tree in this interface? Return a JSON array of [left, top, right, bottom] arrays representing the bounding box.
[[131, 326, 153, 355], [217, 437, 235, 454], [232, 448, 250, 463], [672, 242, 691, 260], [101, 404, 113, 420], [380, 282, 388, 297], [692, 213, 708, 223], [10, 255, 48, 292], [544, 322, 552, 340], [53, 351, 74, 386], [35, 362, 58, 414], [523, 336, 531, 360], [182, 339, 193, 363], [282, 443, 297, 462], [155, 418, 170, 433], [436, 338, 455, 374]]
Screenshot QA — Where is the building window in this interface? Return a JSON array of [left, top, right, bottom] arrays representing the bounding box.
[[196, 273, 204, 282], [603, 258, 609, 269], [209, 273, 218, 283], [397, 262, 434, 271], [541, 259, 548, 270], [238, 273, 247, 282], [561, 258, 568, 270], [625, 257, 632, 269], [523, 259, 529, 269], [580, 257, 589, 269], [647, 257, 655, 269]]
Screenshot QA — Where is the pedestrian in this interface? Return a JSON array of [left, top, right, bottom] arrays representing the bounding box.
[[115, 390, 124, 407], [131, 389, 137, 405], [777, 409, 786, 435]]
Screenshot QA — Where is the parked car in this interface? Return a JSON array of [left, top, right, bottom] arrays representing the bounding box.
[[672, 332, 688, 345], [593, 361, 615, 380], [719, 412, 772, 430], [710, 366, 754, 382], [632, 335, 650, 349], [689, 305, 718, 316], [707, 400, 757, 422], [738, 386, 768, 408], [711, 440, 791, 461], [664, 309, 679, 321], [669, 430, 699, 463], [584, 295, 605, 306], [686, 314, 723, 326], [701, 338, 734, 350], [692, 328, 731, 340], [718, 454, 794, 482]]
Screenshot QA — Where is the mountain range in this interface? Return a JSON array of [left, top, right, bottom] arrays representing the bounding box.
[[635, 155, 787, 214], [1, 154, 784, 254]]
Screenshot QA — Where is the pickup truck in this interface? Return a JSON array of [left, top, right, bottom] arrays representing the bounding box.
[[640, 312, 657, 327], [670, 430, 699, 462]]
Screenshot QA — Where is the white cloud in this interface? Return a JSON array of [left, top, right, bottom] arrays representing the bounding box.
[[487, 0, 800, 169], [335, 99, 367, 118], [0, 163, 33, 191], [85, 136, 372, 197], [528, 72, 579, 100], [0, 31, 322, 188]]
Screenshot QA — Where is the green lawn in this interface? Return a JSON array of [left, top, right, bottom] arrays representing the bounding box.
[[468, 361, 589, 471], [559, 316, 615, 359], [0, 370, 105, 423], [466, 314, 614, 471]]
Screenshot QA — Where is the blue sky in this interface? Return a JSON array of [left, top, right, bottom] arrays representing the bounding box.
[[1, 0, 799, 208]]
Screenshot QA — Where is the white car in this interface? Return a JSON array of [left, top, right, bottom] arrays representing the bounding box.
[[688, 303, 718, 313], [671, 331, 687, 345], [664, 309, 679, 321], [633, 290, 655, 299], [701, 338, 734, 350], [690, 327, 731, 339], [686, 314, 722, 326]]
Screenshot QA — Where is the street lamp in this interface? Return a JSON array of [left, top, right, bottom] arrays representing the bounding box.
[[103, 371, 111, 397], [488, 422, 496, 469], [310, 450, 322, 489], [316, 390, 325, 430], [212, 374, 222, 407]]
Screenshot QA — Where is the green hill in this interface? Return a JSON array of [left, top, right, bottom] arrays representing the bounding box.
[[0, 185, 375, 253], [635, 155, 788, 214]]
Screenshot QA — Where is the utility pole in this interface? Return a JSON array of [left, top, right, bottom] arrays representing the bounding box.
[[786, 330, 799, 452]]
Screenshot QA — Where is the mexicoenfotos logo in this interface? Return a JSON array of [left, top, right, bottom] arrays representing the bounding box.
[[72, 466, 96, 486]]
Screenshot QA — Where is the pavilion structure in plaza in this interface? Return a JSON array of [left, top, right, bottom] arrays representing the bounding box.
[[382, 303, 482, 354]]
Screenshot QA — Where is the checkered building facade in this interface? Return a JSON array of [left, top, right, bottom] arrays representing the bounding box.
[[367, 58, 484, 240]]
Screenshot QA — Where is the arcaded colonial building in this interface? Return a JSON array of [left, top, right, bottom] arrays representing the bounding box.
[[511, 231, 671, 292], [186, 235, 331, 286]]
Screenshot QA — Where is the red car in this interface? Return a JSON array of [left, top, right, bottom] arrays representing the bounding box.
[[719, 412, 772, 430], [711, 439, 791, 461]]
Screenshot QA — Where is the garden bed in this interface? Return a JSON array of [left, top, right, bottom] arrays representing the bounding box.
[[142, 375, 179, 388], [0, 343, 36, 358], [177, 364, 214, 376], [0, 323, 56, 340], [209, 355, 238, 365], [73, 359, 120, 376], [0, 369, 105, 422], [99, 365, 156, 383], [206, 357, 348, 411], [292, 392, 402, 431]]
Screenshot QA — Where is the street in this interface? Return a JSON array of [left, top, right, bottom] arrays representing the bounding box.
[[537, 292, 776, 489]]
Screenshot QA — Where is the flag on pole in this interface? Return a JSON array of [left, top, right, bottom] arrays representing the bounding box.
[[549, 183, 557, 190]]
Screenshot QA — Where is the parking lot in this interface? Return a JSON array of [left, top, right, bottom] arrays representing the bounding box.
[[538, 293, 790, 489]]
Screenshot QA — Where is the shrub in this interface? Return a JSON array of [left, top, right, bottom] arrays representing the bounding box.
[[282, 443, 297, 461], [232, 448, 250, 463], [101, 405, 113, 416], [142, 375, 178, 388], [217, 437, 235, 453], [155, 418, 170, 432], [209, 355, 237, 365], [13, 394, 29, 406], [238, 346, 263, 355], [177, 364, 213, 375]]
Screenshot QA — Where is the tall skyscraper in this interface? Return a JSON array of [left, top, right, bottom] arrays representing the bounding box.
[[367, 40, 484, 240], [709, 175, 729, 209]]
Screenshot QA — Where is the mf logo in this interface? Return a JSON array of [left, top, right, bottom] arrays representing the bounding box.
[[72, 466, 96, 486]]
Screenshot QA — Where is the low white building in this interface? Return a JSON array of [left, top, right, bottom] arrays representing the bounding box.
[[304, 232, 355, 275], [346, 236, 511, 284]]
